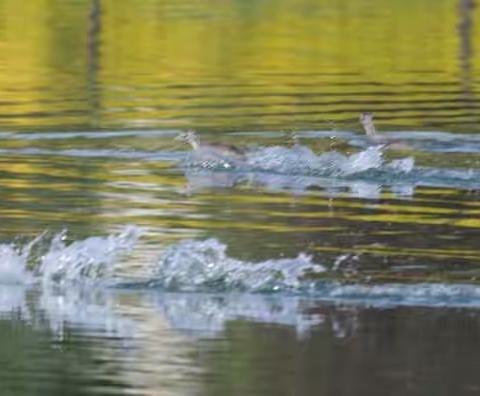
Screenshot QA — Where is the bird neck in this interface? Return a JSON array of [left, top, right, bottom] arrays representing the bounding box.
[[188, 134, 200, 149], [361, 117, 377, 137]]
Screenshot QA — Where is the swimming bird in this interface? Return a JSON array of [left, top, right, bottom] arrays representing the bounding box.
[[359, 113, 411, 150], [359, 112, 383, 142], [175, 130, 246, 160]]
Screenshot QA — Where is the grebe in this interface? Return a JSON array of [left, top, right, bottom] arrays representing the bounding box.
[[359, 113, 410, 150], [175, 130, 246, 160], [360, 112, 384, 143]]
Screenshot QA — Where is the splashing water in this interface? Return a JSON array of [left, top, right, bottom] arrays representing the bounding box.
[[0, 226, 141, 287], [236, 145, 409, 177], [253, 144, 417, 180], [387, 157, 415, 173], [181, 144, 420, 197], [2, 230, 480, 309], [337, 146, 384, 175], [149, 238, 325, 292], [182, 144, 416, 183], [184, 146, 245, 170], [181, 142, 480, 192], [182, 144, 408, 178], [38, 226, 141, 286], [0, 232, 48, 285], [140, 238, 480, 309], [245, 145, 323, 174], [0, 244, 32, 285]]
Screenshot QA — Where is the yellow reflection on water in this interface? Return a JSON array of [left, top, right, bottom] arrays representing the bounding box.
[[0, 0, 479, 130]]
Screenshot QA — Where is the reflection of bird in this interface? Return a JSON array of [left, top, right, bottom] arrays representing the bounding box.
[[175, 130, 246, 160], [359, 113, 410, 150]]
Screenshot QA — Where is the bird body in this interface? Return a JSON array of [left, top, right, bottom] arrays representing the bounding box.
[[360, 112, 386, 144], [359, 113, 411, 150], [175, 130, 246, 161]]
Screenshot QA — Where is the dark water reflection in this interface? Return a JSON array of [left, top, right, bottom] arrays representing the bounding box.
[[199, 306, 480, 396], [2, 287, 480, 396]]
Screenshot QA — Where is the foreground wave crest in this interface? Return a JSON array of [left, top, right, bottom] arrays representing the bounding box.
[[2, 228, 480, 308]]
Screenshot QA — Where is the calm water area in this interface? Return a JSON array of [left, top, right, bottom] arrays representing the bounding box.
[[1, 0, 480, 395]]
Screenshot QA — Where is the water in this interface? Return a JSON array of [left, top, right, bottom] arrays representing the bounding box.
[[1, 0, 480, 394]]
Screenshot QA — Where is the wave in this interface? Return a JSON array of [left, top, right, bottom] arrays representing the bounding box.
[[2, 228, 480, 309], [182, 144, 480, 195], [147, 238, 325, 292], [0, 226, 140, 287], [3, 129, 480, 154], [185, 144, 412, 177]]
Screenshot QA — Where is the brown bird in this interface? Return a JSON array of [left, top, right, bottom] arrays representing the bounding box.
[[360, 112, 384, 142], [175, 130, 246, 160], [359, 113, 411, 150]]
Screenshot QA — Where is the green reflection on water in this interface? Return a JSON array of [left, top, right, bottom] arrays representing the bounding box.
[[0, 317, 129, 395]]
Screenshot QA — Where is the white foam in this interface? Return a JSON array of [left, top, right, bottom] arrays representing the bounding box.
[[0, 244, 30, 285], [202, 144, 415, 179], [150, 238, 325, 292], [184, 146, 244, 170], [246, 145, 322, 174], [339, 146, 383, 175], [39, 226, 141, 287], [0, 232, 46, 285], [0, 227, 141, 287], [3, 230, 480, 311], [182, 142, 480, 191], [387, 157, 415, 173]]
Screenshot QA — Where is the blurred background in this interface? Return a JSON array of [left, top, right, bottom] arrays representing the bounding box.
[[0, 0, 478, 132]]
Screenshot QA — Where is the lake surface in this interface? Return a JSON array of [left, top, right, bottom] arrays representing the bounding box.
[[1, 0, 480, 394]]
